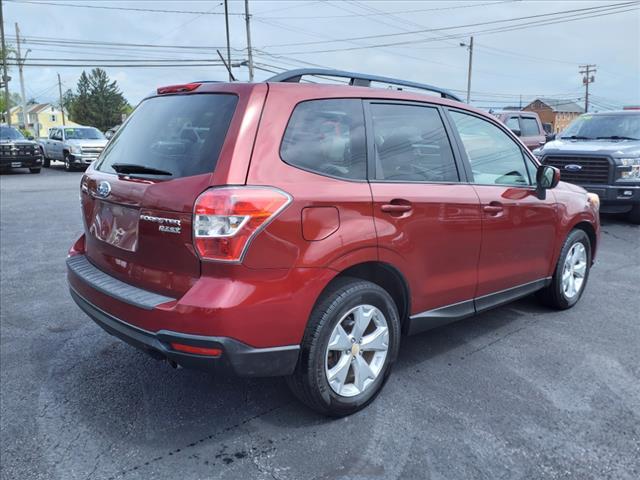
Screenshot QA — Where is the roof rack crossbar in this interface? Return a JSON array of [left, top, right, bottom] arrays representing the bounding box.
[[265, 68, 462, 102]]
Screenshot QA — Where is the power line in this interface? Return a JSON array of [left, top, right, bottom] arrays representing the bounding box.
[[261, 2, 638, 50], [6, 0, 245, 16], [266, 5, 639, 55], [260, 0, 513, 19]]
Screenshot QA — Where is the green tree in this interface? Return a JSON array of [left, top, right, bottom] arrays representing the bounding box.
[[66, 69, 129, 131], [0, 92, 22, 120]]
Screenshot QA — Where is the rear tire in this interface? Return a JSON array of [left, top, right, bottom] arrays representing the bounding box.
[[287, 277, 401, 417], [537, 229, 591, 309], [627, 205, 640, 225], [29, 168, 41, 174]]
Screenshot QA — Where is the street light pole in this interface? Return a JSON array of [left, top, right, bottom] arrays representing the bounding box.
[[460, 36, 473, 104], [223, 0, 232, 82], [0, 0, 12, 125], [15, 22, 29, 134], [244, 0, 254, 82]]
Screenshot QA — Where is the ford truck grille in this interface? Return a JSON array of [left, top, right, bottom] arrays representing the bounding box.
[[543, 156, 611, 185]]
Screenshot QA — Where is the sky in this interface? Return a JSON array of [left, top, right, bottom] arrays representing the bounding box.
[[3, 0, 640, 112]]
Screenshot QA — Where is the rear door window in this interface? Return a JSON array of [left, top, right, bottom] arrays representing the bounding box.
[[95, 94, 238, 179], [370, 103, 459, 182], [520, 117, 540, 136], [280, 99, 366, 180]]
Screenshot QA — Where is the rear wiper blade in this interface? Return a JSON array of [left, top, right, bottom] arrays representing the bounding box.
[[111, 163, 172, 176], [595, 135, 639, 140], [559, 135, 593, 140]]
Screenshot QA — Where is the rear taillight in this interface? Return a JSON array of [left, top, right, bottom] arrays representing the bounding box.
[[193, 186, 292, 262]]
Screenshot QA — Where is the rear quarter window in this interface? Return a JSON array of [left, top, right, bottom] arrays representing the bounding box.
[[96, 93, 238, 179], [280, 99, 367, 180]]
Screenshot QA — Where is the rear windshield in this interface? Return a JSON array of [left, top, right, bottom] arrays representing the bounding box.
[[95, 93, 238, 179]]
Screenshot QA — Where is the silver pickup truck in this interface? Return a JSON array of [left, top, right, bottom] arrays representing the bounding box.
[[39, 126, 108, 171]]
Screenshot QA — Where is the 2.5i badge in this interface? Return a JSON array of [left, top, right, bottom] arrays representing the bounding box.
[[140, 214, 182, 234]]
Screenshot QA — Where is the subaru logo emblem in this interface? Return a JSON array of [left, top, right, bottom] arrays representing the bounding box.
[[97, 181, 111, 198], [564, 164, 583, 172]]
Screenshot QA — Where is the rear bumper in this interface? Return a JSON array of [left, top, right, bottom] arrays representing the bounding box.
[[69, 286, 300, 376], [582, 184, 640, 213]]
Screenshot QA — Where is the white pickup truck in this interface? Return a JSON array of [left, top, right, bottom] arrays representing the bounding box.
[[39, 126, 108, 171]]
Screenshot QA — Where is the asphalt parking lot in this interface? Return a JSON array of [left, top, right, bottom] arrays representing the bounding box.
[[1, 166, 639, 480]]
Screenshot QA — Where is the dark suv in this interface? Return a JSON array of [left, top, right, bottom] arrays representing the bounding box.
[[67, 69, 600, 416], [534, 111, 640, 223], [0, 125, 42, 173]]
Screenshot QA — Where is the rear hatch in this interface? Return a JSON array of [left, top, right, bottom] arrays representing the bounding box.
[[80, 91, 239, 298]]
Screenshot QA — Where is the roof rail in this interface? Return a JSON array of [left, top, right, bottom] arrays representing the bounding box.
[[265, 68, 462, 102]]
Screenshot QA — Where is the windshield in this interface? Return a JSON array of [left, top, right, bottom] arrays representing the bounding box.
[[0, 126, 25, 141], [65, 127, 105, 140], [561, 114, 640, 139], [95, 93, 238, 179]]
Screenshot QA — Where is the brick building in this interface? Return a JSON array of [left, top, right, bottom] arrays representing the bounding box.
[[523, 98, 584, 133]]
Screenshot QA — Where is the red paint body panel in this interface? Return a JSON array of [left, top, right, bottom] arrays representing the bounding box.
[[370, 183, 482, 313], [472, 185, 558, 296], [69, 80, 600, 356]]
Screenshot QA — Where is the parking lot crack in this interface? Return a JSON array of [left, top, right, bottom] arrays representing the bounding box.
[[106, 402, 290, 479]]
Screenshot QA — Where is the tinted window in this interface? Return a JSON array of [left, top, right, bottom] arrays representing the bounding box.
[[370, 104, 458, 182], [0, 126, 24, 140], [65, 127, 104, 140], [449, 110, 530, 186], [280, 99, 366, 180], [520, 117, 540, 136], [505, 117, 520, 130], [96, 94, 238, 179]]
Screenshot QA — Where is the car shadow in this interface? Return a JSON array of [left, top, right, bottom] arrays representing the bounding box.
[[64, 294, 549, 440]]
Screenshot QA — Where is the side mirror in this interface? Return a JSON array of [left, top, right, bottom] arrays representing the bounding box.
[[511, 128, 521, 137], [536, 165, 560, 199], [26, 134, 34, 140]]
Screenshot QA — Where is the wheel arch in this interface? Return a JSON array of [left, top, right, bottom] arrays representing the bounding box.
[[328, 261, 411, 333], [572, 220, 597, 263]]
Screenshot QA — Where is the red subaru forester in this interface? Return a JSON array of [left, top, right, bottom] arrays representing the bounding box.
[[67, 69, 600, 416]]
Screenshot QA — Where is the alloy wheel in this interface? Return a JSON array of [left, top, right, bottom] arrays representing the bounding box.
[[562, 242, 587, 299], [324, 304, 389, 397]]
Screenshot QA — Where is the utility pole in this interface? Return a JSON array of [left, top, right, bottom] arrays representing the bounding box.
[[244, 0, 254, 82], [460, 36, 473, 103], [15, 23, 28, 133], [223, 0, 232, 82], [0, 0, 12, 125], [57, 73, 65, 125], [579, 64, 596, 113]]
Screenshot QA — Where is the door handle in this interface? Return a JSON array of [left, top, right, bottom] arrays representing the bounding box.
[[381, 204, 412, 213], [483, 203, 504, 214]]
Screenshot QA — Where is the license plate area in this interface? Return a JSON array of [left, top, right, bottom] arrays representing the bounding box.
[[11, 162, 21, 167], [89, 200, 139, 252]]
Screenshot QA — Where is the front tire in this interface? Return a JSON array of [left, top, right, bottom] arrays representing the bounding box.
[[64, 154, 73, 172], [537, 229, 591, 309], [41, 148, 50, 167], [627, 204, 640, 225], [287, 277, 401, 417]]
